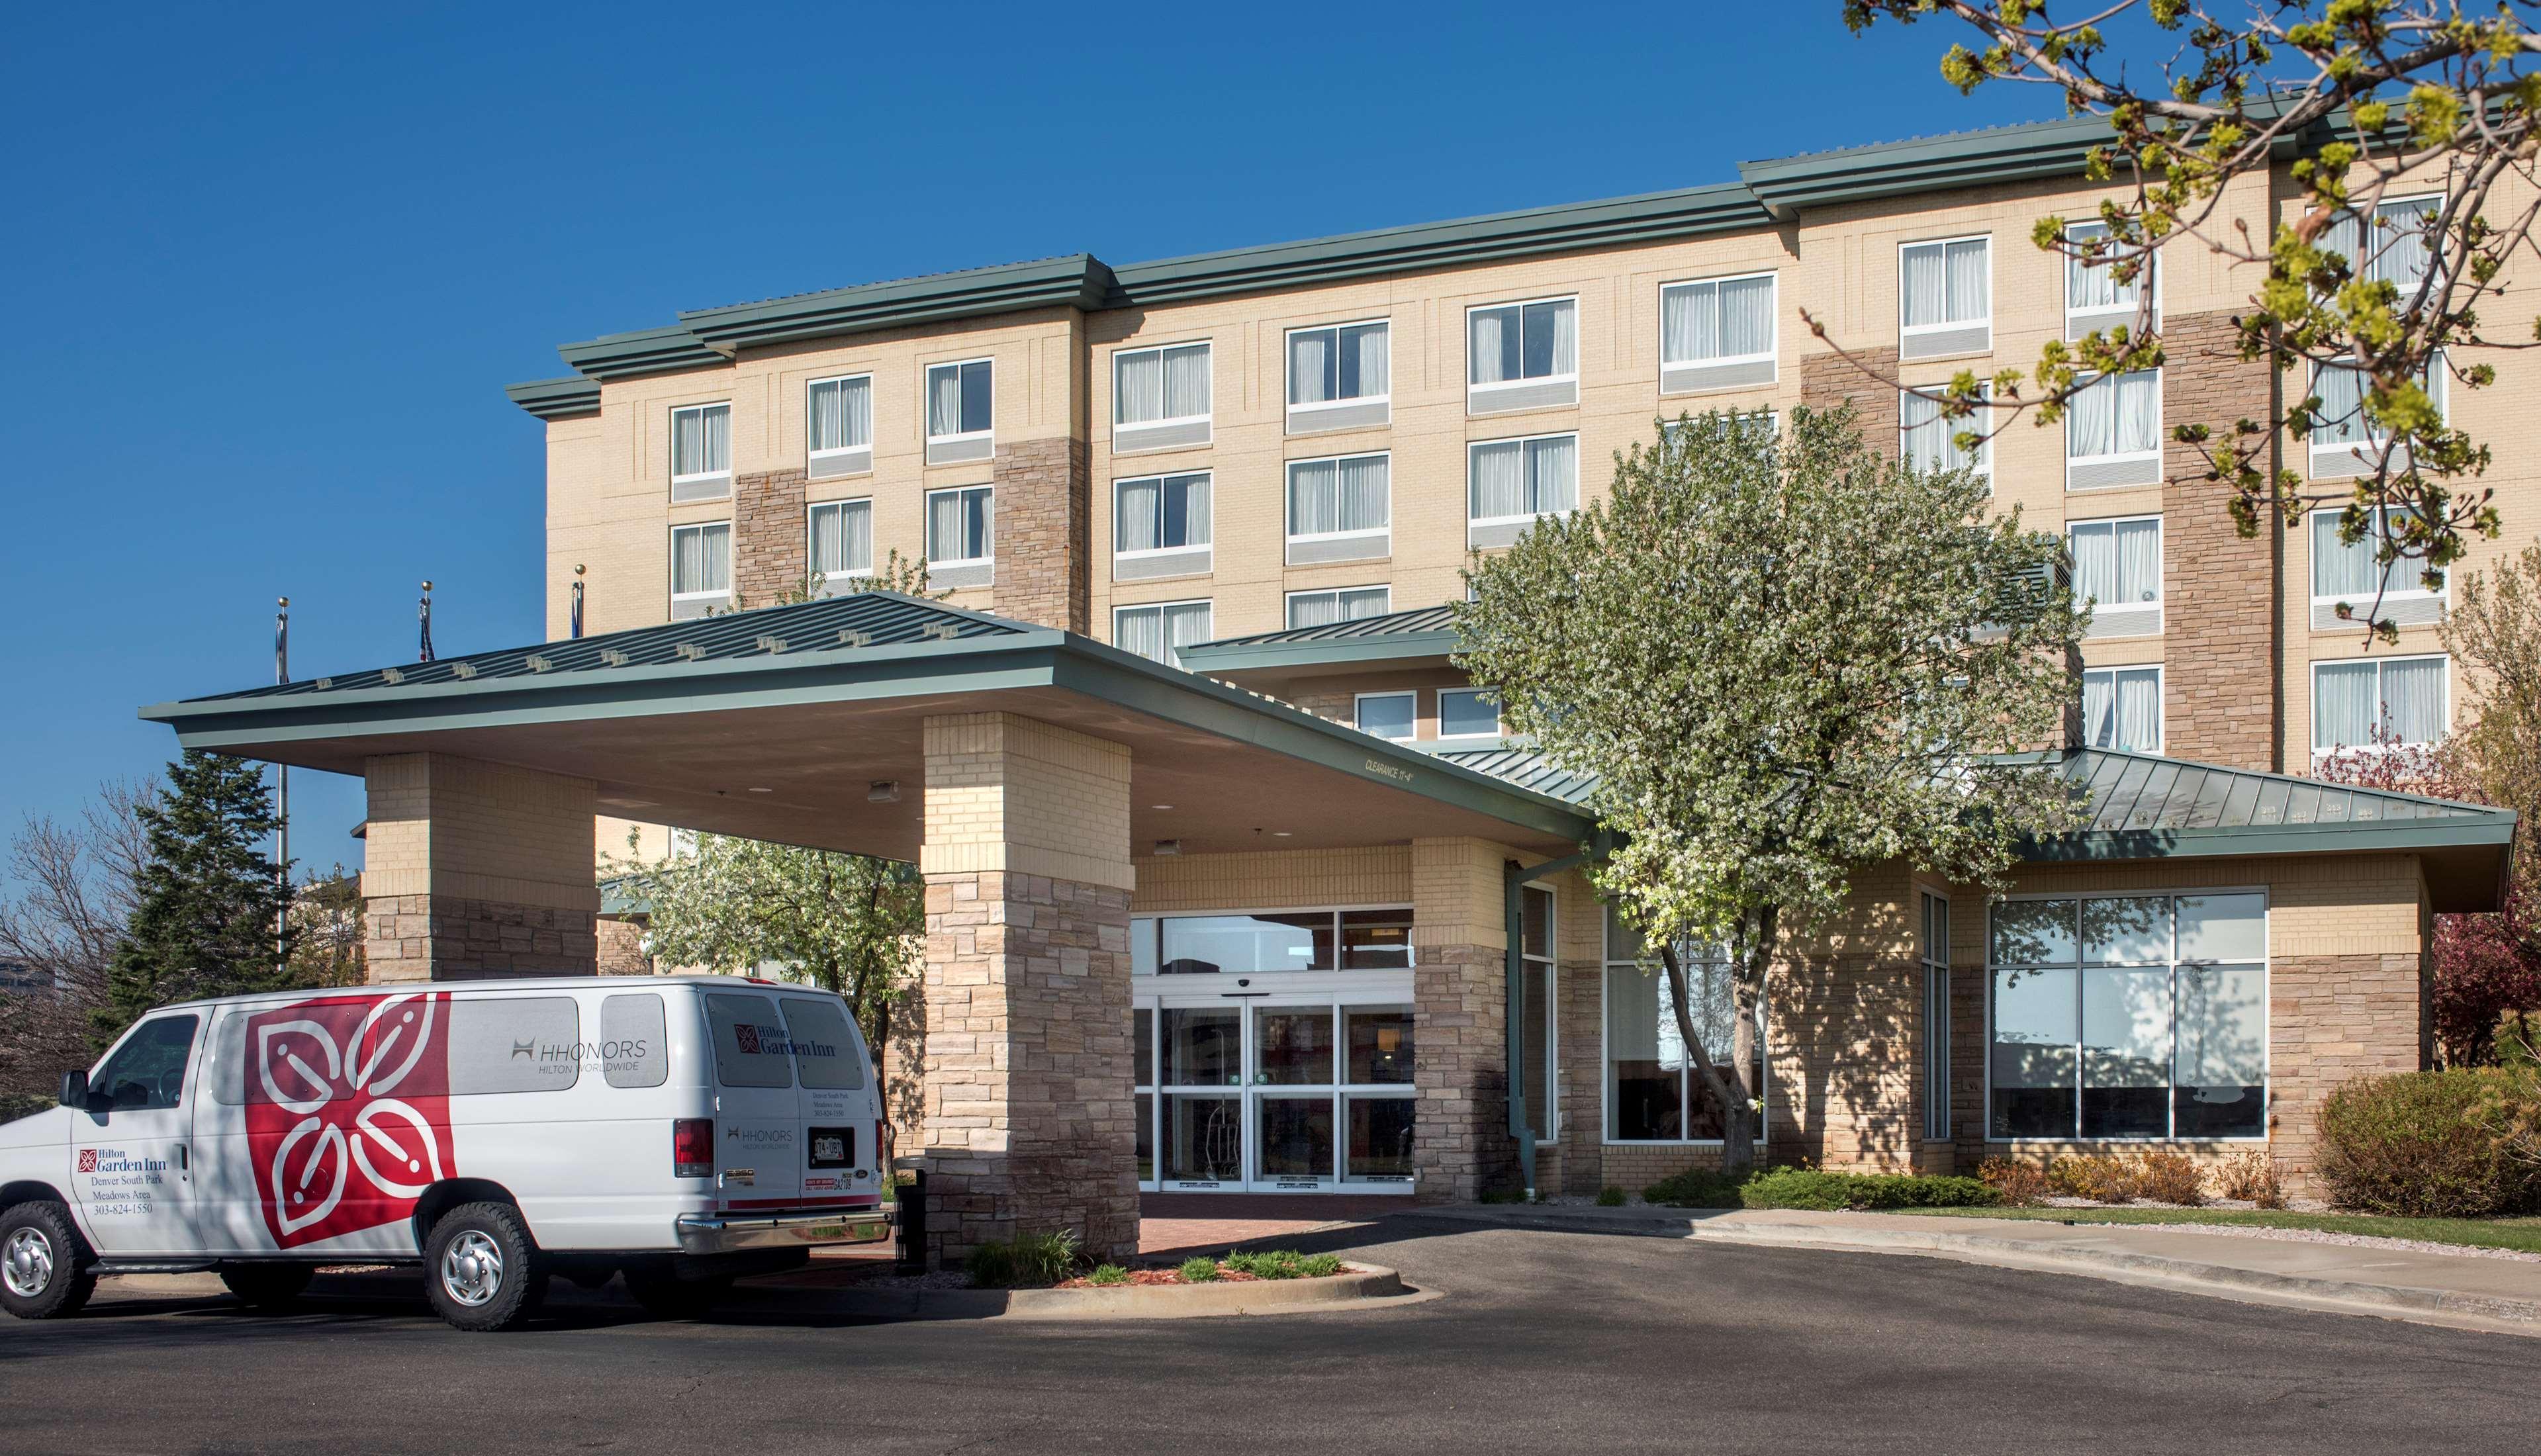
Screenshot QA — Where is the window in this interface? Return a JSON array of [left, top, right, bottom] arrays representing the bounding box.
[[1287, 320, 1390, 432], [1661, 273, 1776, 391], [1354, 691, 1416, 741], [1899, 236, 1990, 357], [808, 499, 872, 587], [1113, 600, 1213, 667], [600, 993, 668, 1089], [92, 1014, 199, 1111], [2065, 222, 2156, 337], [1113, 471, 1211, 579], [2067, 516, 2162, 637], [1921, 893, 1952, 1143], [2309, 354, 2448, 478], [925, 485, 993, 566], [778, 996, 868, 1091], [1988, 893, 2266, 1141], [924, 358, 993, 464], [445, 998, 581, 1093], [2081, 665, 2162, 753], [2311, 506, 2445, 631], [1132, 908, 1414, 975], [2065, 370, 2161, 488], [1286, 586, 1391, 629], [1286, 453, 1390, 564], [1113, 341, 1212, 449], [1519, 886, 1557, 1142], [1467, 296, 1578, 411], [1900, 388, 1989, 481], [2313, 655, 2448, 754], [806, 375, 872, 477], [2324, 195, 2440, 300], [670, 402, 731, 502], [669, 522, 731, 619], [1467, 433, 1578, 543], [1603, 904, 1765, 1142], [1438, 688, 1501, 739], [706, 993, 794, 1089]]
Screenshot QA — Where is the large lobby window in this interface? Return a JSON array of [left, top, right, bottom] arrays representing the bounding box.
[[1603, 903, 1764, 1143], [1988, 893, 2267, 1141], [1132, 909, 1413, 976], [1113, 600, 1212, 668]]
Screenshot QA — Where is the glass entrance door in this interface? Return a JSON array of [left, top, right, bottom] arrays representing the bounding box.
[[1251, 1005, 1338, 1190], [1145, 997, 1418, 1193]]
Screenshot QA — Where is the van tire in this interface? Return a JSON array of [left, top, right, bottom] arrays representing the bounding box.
[[0, 1201, 96, 1320], [424, 1202, 544, 1332], [624, 1267, 731, 1321], [220, 1263, 315, 1310]]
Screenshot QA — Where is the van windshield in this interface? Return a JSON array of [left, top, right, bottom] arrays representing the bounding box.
[[706, 993, 794, 1088], [779, 997, 867, 1091]]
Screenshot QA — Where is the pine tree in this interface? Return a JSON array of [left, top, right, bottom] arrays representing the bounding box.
[[99, 751, 296, 1040]]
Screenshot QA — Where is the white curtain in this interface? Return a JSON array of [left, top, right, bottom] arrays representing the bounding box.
[[1538, 299, 1578, 377], [672, 524, 729, 595], [2373, 197, 2438, 296], [809, 501, 870, 578], [2115, 517, 2160, 603], [2070, 522, 2118, 608], [1288, 592, 1339, 629], [928, 490, 964, 559], [809, 378, 869, 453], [674, 405, 728, 477], [1663, 283, 1705, 363], [1115, 607, 1163, 661], [1117, 478, 1160, 553], [1469, 306, 1514, 385], [1116, 350, 1163, 425], [2319, 210, 2363, 281], [1525, 435, 1577, 514], [927, 367, 964, 437], [2084, 668, 2160, 751], [1904, 390, 1984, 473], [1470, 441, 1522, 519], [1720, 275, 1771, 357], [1340, 587, 1389, 620], [2311, 512, 2381, 598], [1288, 461, 1336, 535], [1176, 474, 1210, 547], [1163, 602, 1212, 662], [2068, 371, 2159, 459], [2382, 657, 2446, 744], [2313, 363, 2369, 445], [1346, 322, 1388, 398], [1946, 238, 1988, 324], [1289, 330, 1332, 405], [1161, 344, 1210, 420], [1338, 455, 1389, 531], [2312, 661, 2378, 750], [1902, 244, 1947, 327], [2065, 222, 2143, 312]]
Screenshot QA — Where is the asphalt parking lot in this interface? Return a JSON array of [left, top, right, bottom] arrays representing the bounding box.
[[1, 1215, 2529, 1455]]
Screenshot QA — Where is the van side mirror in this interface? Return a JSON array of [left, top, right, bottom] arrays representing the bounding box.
[[58, 1070, 91, 1112]]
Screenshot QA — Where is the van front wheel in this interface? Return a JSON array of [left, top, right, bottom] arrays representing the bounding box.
[[424, 1203, 544, 1332], [0, 1201, 95, 1320]]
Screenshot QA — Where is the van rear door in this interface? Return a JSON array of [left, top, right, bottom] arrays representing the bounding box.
[[700, 992, 803, 1212], [775, 994, 880, 1210]]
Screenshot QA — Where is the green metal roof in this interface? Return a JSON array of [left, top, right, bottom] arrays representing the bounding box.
[[2031, 749, 2515, 860], [503, 376, 602, 420], [1430, 743, 1594, 807], [555, 322, 726, 383], [680, 255, 1115, 353], [1176, 604, 1460, 674]]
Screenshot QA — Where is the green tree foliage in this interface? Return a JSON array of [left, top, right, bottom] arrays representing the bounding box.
[[1842, 0, 2530, 637], [99, 752, 297, 1040], [1455, 406, 2086, 1170]]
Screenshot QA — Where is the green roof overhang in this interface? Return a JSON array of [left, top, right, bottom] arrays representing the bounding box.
[[1176, 627, 1459, 676], [680, 255, 1116, 352], [503, 375, 602, 420]]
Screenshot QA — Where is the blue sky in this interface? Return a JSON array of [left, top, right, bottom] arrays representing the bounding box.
[[0, 2, 2052, 882]]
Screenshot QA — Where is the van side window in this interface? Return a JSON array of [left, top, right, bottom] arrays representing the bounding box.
[[778, 997, 867, 1091], [93, 1014, 200, 1111], [706, 993, 793, 1088], [447, 997, 581, 1094], [601, 994, 669, 1089]]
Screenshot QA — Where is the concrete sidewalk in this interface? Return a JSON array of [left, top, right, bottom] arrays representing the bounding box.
[[1409, 1203, 2541, 1336]]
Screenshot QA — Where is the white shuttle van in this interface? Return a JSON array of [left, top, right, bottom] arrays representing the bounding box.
[[0, 976, 890, 1331]]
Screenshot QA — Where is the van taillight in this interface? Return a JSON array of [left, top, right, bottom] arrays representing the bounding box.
[[672, 1118, 714, 1178]]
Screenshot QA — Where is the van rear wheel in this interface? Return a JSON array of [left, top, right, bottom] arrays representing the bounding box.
[[0, 1201, 95, 1320], [424, 1202, 544, 1332], [220, 1264, 314, 1311], [624, 1267, 731, 1321]]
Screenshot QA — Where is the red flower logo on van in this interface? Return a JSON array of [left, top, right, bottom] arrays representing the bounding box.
[[243, 993, 455, 1249]]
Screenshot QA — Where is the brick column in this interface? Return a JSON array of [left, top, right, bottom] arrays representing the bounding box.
[[734, 467, 809, 606], [917, 711, 1135, 1266], [2162, 309, 2280, 770], [359, 753, 599, 983], [991, 438, 1089, 631], [1410, 836, 1520, 1202]]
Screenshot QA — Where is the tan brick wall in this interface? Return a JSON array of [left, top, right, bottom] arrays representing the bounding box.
[[358, 753, 600, 984], [992, 437, 1089, 631], [2162, 309, 2278, 769], [733, 467, 808, 605], [921, 712, 1134, 891]]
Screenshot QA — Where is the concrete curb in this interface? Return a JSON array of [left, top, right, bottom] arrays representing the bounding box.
[[793, 1263, 1412, 1322], [1403, 1206, 2541, 1332]]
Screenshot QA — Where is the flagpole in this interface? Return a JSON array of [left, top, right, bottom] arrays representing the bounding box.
[[275, 596, 290, 973]]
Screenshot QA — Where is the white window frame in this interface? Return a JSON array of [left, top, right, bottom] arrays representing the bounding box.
[[2080, 663, 2165, 754], [669, 402, 733, 498], [668, 521, 732, 614], [1658, 269, 1778, 381], [1112, 598, 1214, 668], [1897, 234, 1993, 355], [2066, 514, 2164, 638], [1465, 431, 1581, 527], [1465, 294, 1579, 406], [1284, 586, 1393, 629], [1111, 340, 1213, 447], [925, 484, 994, 569], [1354, 690, 1418, 742], [2309, 351, 2448, 478], [805, 498, 873, 588], [1920, 890, 1952, 1144], [1285, 452, 1392, 551], [804, 372, 874, 474], [1436, 687, 1502, 741], [1981, 887, 2271, 1146], [1519, 882, 1560, 1146], [1113, 471, 1212, 561], [2064, 222, 2160, 338], [1900, 385, 1992, 484], [924, 357, 995, 447], [1598, 913, 1771, 1147], [1284, 318, 1392, 422], [2311, 653, 2450, 757], [2063, 368, 2162, 482], [2310, 505, 2448, 618]]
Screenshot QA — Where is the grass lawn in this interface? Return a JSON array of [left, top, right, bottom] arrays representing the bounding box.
[[1902, 1204, 2541, 1255]]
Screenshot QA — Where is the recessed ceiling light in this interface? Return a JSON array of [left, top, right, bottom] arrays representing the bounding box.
[[1273, 831, 1292, 837], [747, 786, 773, 794], [1150, 803, 1174, 810]]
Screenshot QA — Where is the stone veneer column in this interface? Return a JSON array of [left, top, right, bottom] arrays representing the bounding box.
[[359, 753, 599, 983], [1410, 836, 1520, 1202], [2268, 950, 2428, 1195], [990, 438, 1089, 631], [917, 711, 1134, 1266], [1800, 346, 1905, 457], [733, 467, 809, 605], [2162, 309, 2280, 770]]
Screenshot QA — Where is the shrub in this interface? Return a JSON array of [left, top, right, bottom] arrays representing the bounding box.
[[1642, 1166, 1997, 1210], [1225, 1250, 1305, 1279], [1297, 1253, 1344, 1277], [1642, 1169, 1745, 1207], [2127, 1150, 2207, 1206], [2318, 1069, 2541, 1217], [2047, 1154, 2139, 1203], [2207, 1148, 2287, 1209], [965, 1241, 1019, 1289], [1085, 1263, 1131, 1287], [965, 1228, 1083, 1289], [2472, 1064, 2541, 1178], [1596, 1185, 1627, 1207], [1176, 1256, 1221, 1283], [1978, 1157, 2051, 1207]]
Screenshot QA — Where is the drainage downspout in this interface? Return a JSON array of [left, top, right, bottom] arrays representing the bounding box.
[[1504, 834, 1608, 1201]]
